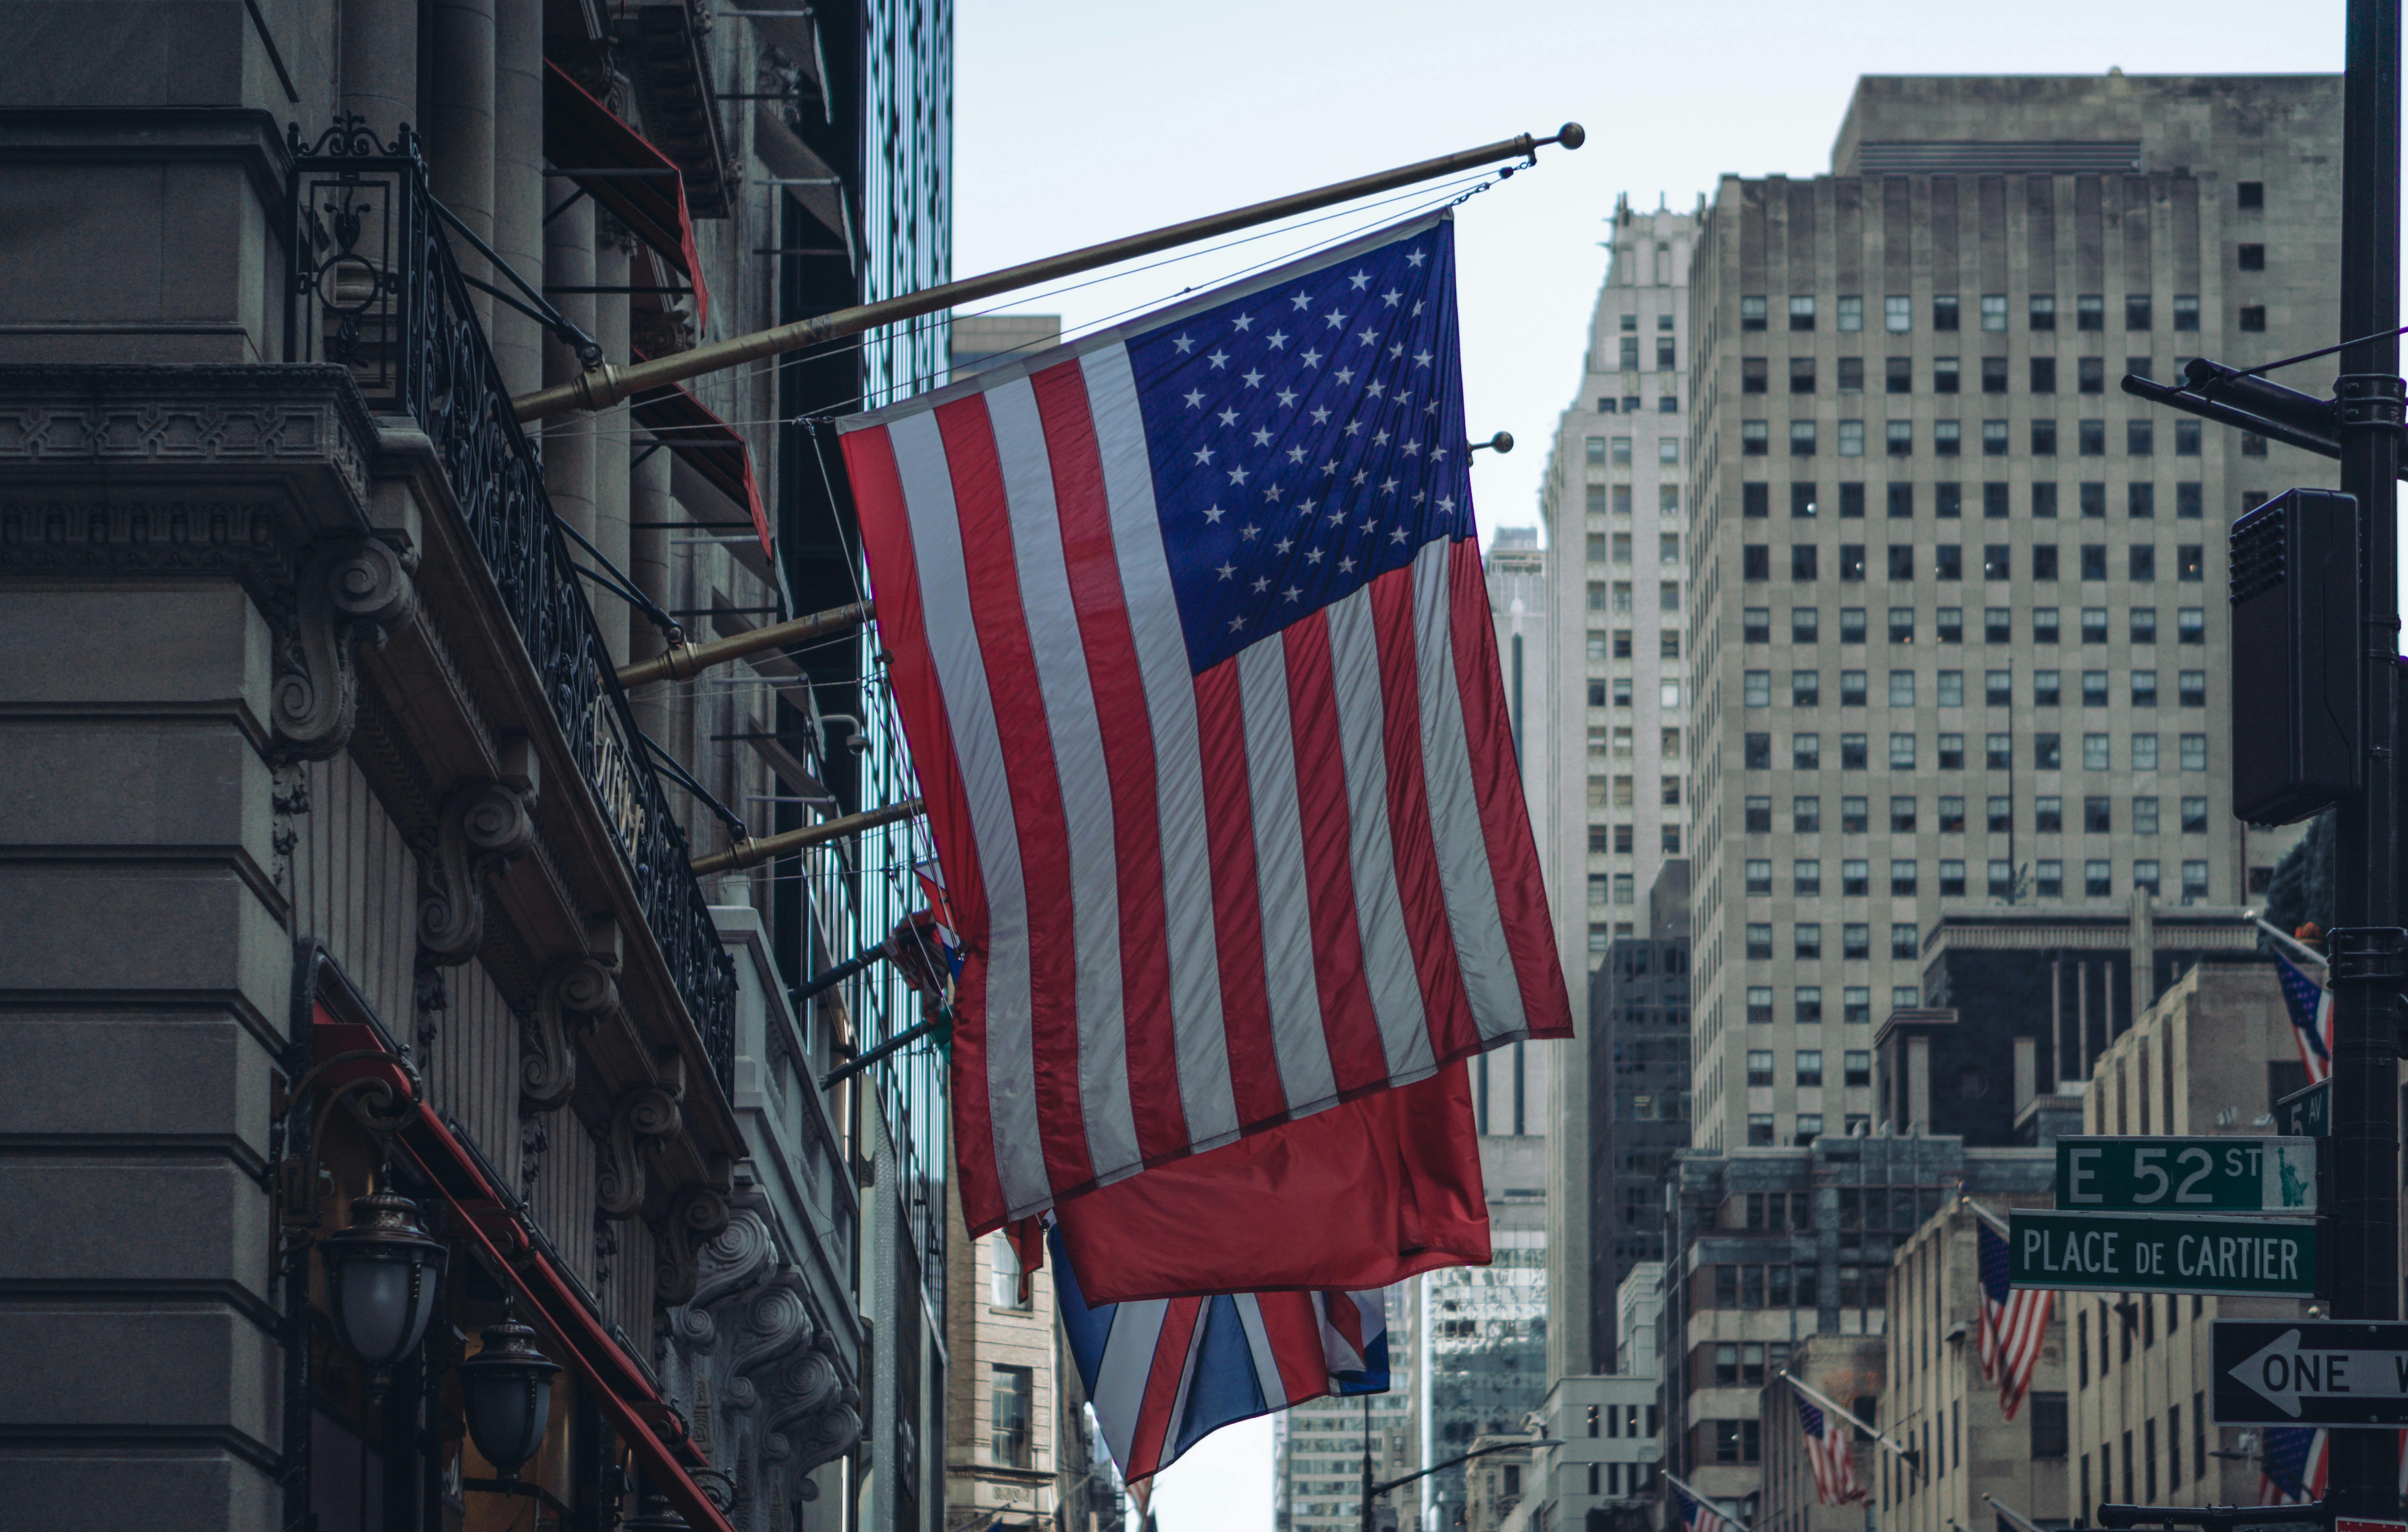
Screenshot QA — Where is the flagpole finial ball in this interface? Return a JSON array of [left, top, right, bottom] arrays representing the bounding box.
[[1556, 123, 1586, 150], [1489, 431, 1514, 454]]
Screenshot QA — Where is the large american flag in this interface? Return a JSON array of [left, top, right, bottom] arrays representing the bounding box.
[[2274, 954, 2333, 1084], [1794, 1393, 1863, 1506], [839, 213, 1573, 1231], [1977, 1214, 2052, 1420]]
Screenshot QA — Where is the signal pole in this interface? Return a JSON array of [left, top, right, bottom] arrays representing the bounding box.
[[2327, 0, 2404, 1521]]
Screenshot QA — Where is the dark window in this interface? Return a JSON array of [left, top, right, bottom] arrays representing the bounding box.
[[1796, 733, 1823, 769], [2128, 420, 2154, 456], [2078, 294, 2105, 332], [1840, 607, 1867, 642], [2036, 796, 2063, 832], [2126, 295, 2153, 331], [1938, 732, 1964, 767], [2037, 734, 2062, 769], [1934, 295, 1960, 332], [2079, 419, 2106, 455], [1744, 545, 1770, 581], [1744, 482, 1770, 519], [1937, 607, 1963, 643], [2030, 294, 2058, 332], [2081, 482, 2107, 519], [2240, 305, 2267, 332], [2032, 419, 2059, 454], [2177, 544, 2203, 581], [1983, 544, 2010, 579], [1793, 607, 1820, 642], [1841, 733, 1868, 769], [2176, 481, 2202, 517], [1983, 483, 2010, 519], [1839, 544, 1866, 581], [2129, 483, 2156, 519], [1839, 356, 1865, 392], [2036, 671, 2062, 706], [1986, 609, 2012, 643], [1887, 544, 1915, 581], [2179, 671, 2207, 706], [2031, 1394, 2070, 1459], [2239, 181, 2264, 210], [1841, 670, 1868, 706], [2034, 482, 2060, 518], [1792, 482, 1820, 518], [1886, 356, 1913, 394], [1982, 356, 2009, 394], [2085, 796, 2112, 832], [1793, 796, 1820, 832], [1934, 357, 1961, 394], [2034, 545, 2060, 580], [1888, 608, 1915, 645], [1793, 545, 1819, 581], [2238, 243, 2266, 272], [1887, 484, 1914, 519], [1745, 733, 1771, 769], [1745, 796, 1773, 832], [1936, 482, 1963, 519], [2130, 545, 2156, 582], [1743, 608, 1770, 642], [1741, 296, 1767, 332], [2079, 356, 2105, 394], [1939, 796, 1966, 832], [2031, 356, 2058, 392], [1936, 546, 1963, 581], [1842, 798, 1869, 833], [2081, 545, 2108, 580], [1840, 482, 1866, 518], [1741, 357, 1768, 394], [2174, 295, 2200, 332], [1791, 357, 1817, 393]]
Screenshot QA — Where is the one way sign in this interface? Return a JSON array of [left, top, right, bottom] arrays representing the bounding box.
[[2213, 1321, 2408, 1427]]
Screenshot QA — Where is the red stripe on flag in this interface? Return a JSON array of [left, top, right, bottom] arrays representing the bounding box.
[[1261, 1294, 1334, 1404], [1445, 539, 1575, 1038], [934, 395, 1097, 1193], [1190, 664, 1288, 1124], [1027, 360, 1189, 1165], [1281, 612, 1389, 1094], [838, 424, 1005, 1229], [1366, 566, 1482, 1063], [1128, 1298, 1204, 1481]]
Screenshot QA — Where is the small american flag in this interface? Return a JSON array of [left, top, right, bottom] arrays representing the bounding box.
[[1675, 1486, 1734, 1532], [2274, 955, 2333, 1084], [1977, 1215, 2053, 1419], [1794, 1393, 1863, 1506], [840, 213, 1573, 1231], [2259, 1426, 2327, 1505]]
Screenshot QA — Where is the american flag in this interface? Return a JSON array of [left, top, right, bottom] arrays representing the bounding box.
[[1976, 1215, 2053, 1420], [839, 213, 1573, 1231], [1050, 1220, 1387, 1483], [1794, 1393, 1863, 1506], [2260, 1426, 2328, 1505], [1674, 1485, 1735, 1532], [2274, 954, 2333, 1084]]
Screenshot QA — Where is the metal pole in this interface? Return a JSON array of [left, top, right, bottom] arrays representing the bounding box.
[[512, 124, 1586, 421], [2329, 1, 2404, 1522], [688, 797, 923, 876], [1359, 1393, 1374, 1532], [615, 598, 873, 687]]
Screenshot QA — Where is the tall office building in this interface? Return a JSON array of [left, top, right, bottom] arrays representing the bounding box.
[[1272, 1296, 1419, 1532], [1423, 1136, 1551, 1529], [1684, 73, 2335, 1157], [1541, 194, 1702, 1388]]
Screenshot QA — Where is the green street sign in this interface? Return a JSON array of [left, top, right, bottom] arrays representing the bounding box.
[[2057, 1137, 2319, 1214], [2276, 1079, 2331, 1139], [2008, 1209, 2320, 1297]]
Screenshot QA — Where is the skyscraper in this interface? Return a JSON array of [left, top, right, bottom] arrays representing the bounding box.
[[1684, 72, 2335, 1157], [1540, 194, 1702, 1386]]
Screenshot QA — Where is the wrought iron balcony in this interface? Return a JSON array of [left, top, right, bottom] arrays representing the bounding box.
[[286, 118, 736, 1092]]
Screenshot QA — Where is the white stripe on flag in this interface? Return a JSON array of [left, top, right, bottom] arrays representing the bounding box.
[[1090, 1297, 1170, 1459], [1409, 537, 1526, 1042], [1325, 587, 1438, 1078], [1234, 1295, 1291, 1410], [887, 412, 1049, 1214], [988, 378, 1143, 1180], [1237, 636, 1340, 1106], [1082, 346, 1241, 1146]]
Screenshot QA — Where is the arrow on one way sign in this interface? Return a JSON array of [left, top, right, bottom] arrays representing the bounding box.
[[2213, 1321, 2408, 1427]]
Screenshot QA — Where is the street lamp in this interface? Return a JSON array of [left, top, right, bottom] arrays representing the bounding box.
[[456, 1313, 563, 1481], [317, 1188, 447, 1399], [1358, 1425, 1567, 1532]]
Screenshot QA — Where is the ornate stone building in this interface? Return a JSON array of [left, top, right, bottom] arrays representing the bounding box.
[[0, 0, 950, 1527]]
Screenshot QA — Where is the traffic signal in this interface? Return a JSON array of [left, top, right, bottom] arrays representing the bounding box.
[[2229, 488, 2360, 824]]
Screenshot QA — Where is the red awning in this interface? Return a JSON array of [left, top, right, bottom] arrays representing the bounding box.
[[628, 346, 773, 559], [543, 59, 710, 329], [312, 1008, 738, 1532]]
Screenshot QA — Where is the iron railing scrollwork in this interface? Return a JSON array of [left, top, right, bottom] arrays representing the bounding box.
[[288, 120, 738, 1093]]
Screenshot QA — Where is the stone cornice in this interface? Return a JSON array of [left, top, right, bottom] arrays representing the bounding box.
[[0, 107, 293, 213]]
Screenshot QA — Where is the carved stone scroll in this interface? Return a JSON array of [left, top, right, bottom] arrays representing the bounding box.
[[273, 535, 417, 761], [416, 778, 537, 962], [521, 956, 620, 1109], [652, 1181, 733, 1306], [594, 1084, 679, 1219]]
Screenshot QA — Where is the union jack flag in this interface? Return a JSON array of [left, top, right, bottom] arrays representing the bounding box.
[[1977, 1215, 2053, 1420], [1794, 1393, 1863, 1506], [840, 213, 1572, 1234], [1675, 1486, 1734, 1532], [2274, 955, 2333, 1084], [1050, 1221, 1388, 1483]]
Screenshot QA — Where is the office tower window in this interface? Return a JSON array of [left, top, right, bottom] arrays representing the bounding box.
[[1839, 420, 1865, 456], [1937, 608, 1963, 643], [2135, 859, 2162, 895], [1793, 795, 1822, 833], [2237, 243, 2267, 272], [2082, 670, 2109, 706], [2130, 482, 2157, 519], [1742, 422, 1769, 456], [2084, 733, 2111, 769], [1988, 859, 2015, 896], [1661, 439, 1680, 465], [2037, 860, 2064, 897], [1791, 670, 1819, 707], [1981, 294, 2008, 332], [2133, 734, 2160, 771], [2036, 795, 2064, 832], [2030, 294, 2058, 331], [1983, 543, 2011, 578], [1987, 734, 2013, 770], [1843, 923, 1870, 960], [1888, 607, 1914, 643], [1891, 924, 1919, 959], [1840, 733, 1868, 769], [1842, 859, 1869, 895], [1934, 357, 1961, 395], [1790, 295, 1817, 331], [1987, 796, 2012, 832], [2035, 607, 2061, 641], [2077, 294, 2105, 331], [1746, 1116, 1776, 1147], [1844, 989, 1871, 1025], [2079, 356, 2106, 393], [2085, 796, 2113, 833], [2035, 670, 2062, 706], [1792, 421, 1818, 456], [2128, 420, 2155, 456], [1841, 796, 1869, 833], [1841, 607, 1868, 643], [1938, 671, 1965, 707], [1934, 294, 1961, 331], [1794, 607, 1821, 643], [1938, 795, 1965, 832], [2182, 861, 2210, 903], [1885, 295, 1912, 333], [2133, 670, 2159, 706], [1890, 859, 1918, 895], [1743, 357, 1769, 394], [1795, 733, 1822, 770], [1888, 421, 1914, 456], [2034, 545, 2061, 580], [2032, 419, 2060, 454], [1936, 421, 1963, 456], [2130, 545, 2156, 582], [2174, 294, 2201, 331], [1889, 793, 1918, 831], [2036, 734, 2062, 769], [1985, 611, 2012, 645], [2086, 860, 2113, 897], [2079, 420, 2107, 456], [1982, 357, 2009, 394], [2240, 305, 2267, 332], [2126, 295, 2153, 331], [1938, 733, 1966, 769], [1888, 670, 1916, 708], [1747, 989, 1775, 1024], [1940, 860, 1966, 896], [1741, 295, 1767, 331], [2131, 606, 2158, 643], [1936, 483, 1963, 520], [1745, 733, 1771, 769], [1793, 546, 1818, 581], [1796, 861, 1822, 897]]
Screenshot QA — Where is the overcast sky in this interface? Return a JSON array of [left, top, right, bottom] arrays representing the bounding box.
[[950, 4, 2355, 1528]]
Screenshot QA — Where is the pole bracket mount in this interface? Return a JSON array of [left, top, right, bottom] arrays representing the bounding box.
[[2336, 373, 2407, 429], [2328, 926, 2408, 985]]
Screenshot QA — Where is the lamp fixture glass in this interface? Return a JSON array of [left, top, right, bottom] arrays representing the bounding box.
[[457, 1315, 563, 1480], [318, 1188, 447, 1397]]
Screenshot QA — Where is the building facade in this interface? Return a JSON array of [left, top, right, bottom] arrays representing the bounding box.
[[1274, 1299, 1420, 1532], [1758, 1333, 1887, 1532], [1540, 195, 1702, 1394], [1683, 73, 2335, 1158], [1425, 1136, 1552, 1529], [0, 0, 950, 1525], [1521, 1262, 1668, 1532]]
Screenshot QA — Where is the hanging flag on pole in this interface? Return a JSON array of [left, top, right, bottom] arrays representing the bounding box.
[[2260, 1426, 2330, 1505], [2274, 954, 2335, 1084], [1794, 1392, 1864, 1506], [839, 210, 1574, 1235], [1672, 1484, 1736, 1532], [1049, 1221, 1387, 1483], [1974, 1210, 2054, 1419]]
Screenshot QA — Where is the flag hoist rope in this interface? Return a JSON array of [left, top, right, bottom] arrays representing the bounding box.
[[514, 123, 1584, 422]]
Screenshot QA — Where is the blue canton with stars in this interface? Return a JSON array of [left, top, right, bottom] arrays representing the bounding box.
[[1126, 217, 1475, 675]]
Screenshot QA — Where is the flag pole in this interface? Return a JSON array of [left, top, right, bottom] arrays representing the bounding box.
[[1986, 1493, 2053, 1532], [1776, 1370, 1924, 1479], [1659, 1469, 1754, 1532], [2249, 912, 2333, 969], [511, 124, 1586, 421]]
